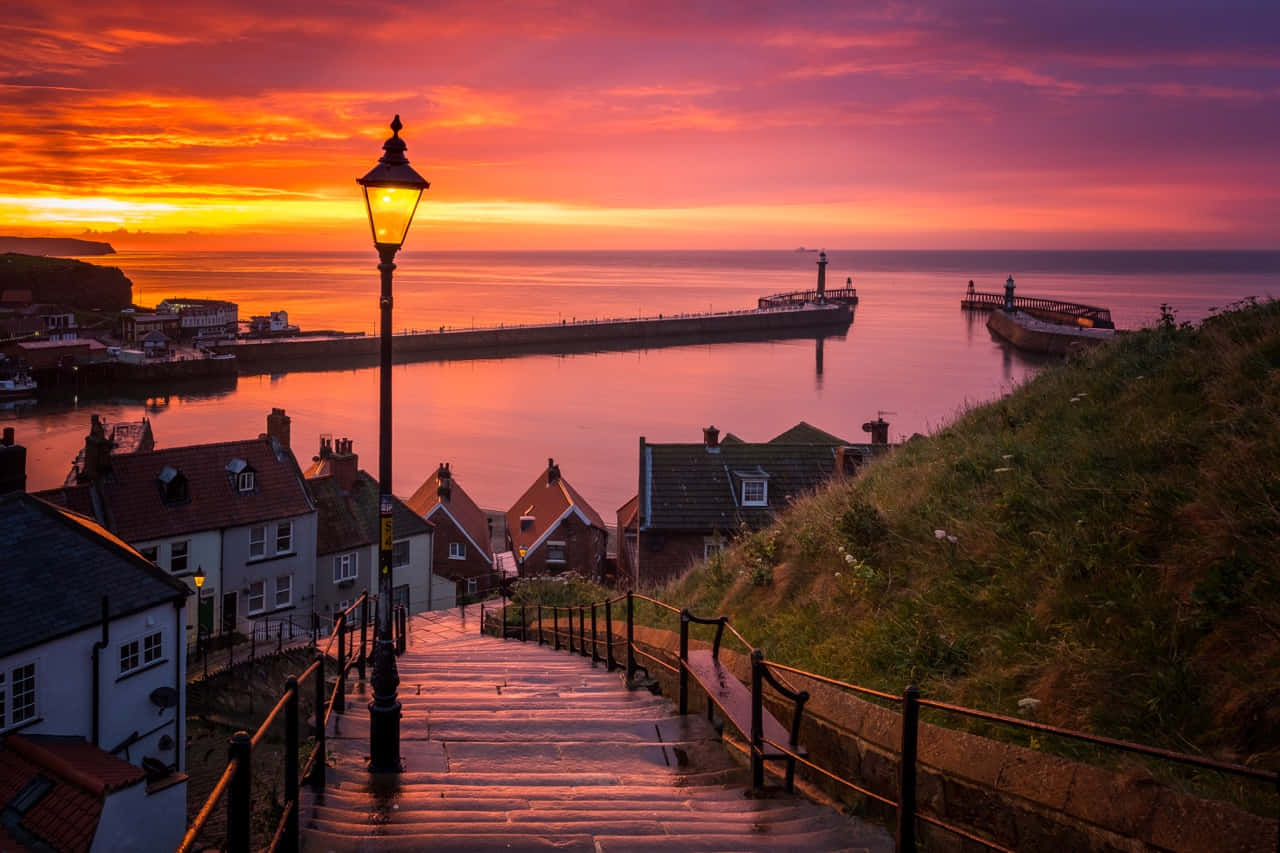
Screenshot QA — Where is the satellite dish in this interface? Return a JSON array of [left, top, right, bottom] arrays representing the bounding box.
[[150, 686, 179, 709]]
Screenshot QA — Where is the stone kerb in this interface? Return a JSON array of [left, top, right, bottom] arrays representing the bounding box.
[[626, 623, 1275, 853]]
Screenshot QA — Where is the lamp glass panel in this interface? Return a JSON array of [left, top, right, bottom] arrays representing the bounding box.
[[363, 184, 423, 247]]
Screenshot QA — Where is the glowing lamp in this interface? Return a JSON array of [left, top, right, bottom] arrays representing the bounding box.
[[193, 565, 205, 589], [357, 115, 430, 249]]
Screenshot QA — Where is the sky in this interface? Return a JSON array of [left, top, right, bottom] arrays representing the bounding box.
[[0, 1, 1277, 250]]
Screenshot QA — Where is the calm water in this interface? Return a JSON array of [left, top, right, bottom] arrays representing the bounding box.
[[8, 250, 1278, 515]]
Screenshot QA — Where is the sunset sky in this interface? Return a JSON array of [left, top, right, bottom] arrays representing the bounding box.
[[1, 1, 1277, 250]]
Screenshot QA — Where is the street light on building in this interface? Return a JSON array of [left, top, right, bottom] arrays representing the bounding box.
[[358, 115, 430, 772], [193, 566, 206, 652]]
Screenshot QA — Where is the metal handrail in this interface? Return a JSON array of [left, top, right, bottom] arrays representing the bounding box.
[[176, 759, 237, 853]]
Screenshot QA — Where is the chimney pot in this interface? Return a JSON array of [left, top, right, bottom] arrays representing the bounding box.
[[703, 426, 720, 453], [547, 458, 560, 485], [267, 408, 291, 449], [0, 431, 26, 495]]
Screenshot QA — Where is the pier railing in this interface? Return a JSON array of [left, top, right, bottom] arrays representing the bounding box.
[[961, 290, 1115, 328], [483, 592, 1279, 853], [758, 287, 859, 309]]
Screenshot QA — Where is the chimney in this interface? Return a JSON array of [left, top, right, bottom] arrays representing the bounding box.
[[861, 416, 890, 446], [436, 462, 452, 501], [78, 414, 114, 483], [816, 251, 827, 300], [331, 437, 358, 494], [703, 426, 720, 454], [267, 408, 291, 449], [546, 458, 560, 485], [0, 428, 25, 495], [835, 446, 863, 477]]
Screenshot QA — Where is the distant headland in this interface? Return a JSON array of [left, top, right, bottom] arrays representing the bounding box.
[[0, 237, 115, 256]]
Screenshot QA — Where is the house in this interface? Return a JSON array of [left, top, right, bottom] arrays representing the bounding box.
[[406, 462, 497, 600], [620, 420, 890, 588], [64, 415, 154, 486], [36, 409, 317, 641], [120, 310, 180, 346], [0, 428, 189, 851], [505, 458, 608, 581], [304, 437, 454, 622], [156, 298, 238, 341]]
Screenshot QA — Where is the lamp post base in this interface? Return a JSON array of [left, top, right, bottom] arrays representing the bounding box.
[[367, 638, 402, 772]]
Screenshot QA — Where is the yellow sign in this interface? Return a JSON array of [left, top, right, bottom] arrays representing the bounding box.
[[381, 516, 393, 551]]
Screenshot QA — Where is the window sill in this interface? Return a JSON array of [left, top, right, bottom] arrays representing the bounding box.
[[448, 554, 466, 561], [0, 716, 44, 736], [117, 657, 170, 683], [246, 551, 297, 565]]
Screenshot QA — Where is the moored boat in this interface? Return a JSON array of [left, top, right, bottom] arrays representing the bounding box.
[[0, 372, 37, 399]]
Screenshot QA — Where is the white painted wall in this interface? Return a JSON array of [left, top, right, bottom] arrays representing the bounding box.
[[398, 531, 456, 613], [132, 530, 221, 642], [92, 774, 186, 853]]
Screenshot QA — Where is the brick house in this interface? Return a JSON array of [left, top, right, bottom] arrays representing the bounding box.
[[505, 459, 607, 581], [619, 421, 889, 588], [406, 463, 497, 601]]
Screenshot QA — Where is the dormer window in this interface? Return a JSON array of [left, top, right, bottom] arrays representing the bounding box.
[[157, 466, 189, 505], [741, 479, 767, 506], [226, 458, 256, 494], [237, 471, 255, 492]]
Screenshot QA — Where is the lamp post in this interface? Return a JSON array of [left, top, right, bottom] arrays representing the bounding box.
[[193, 566, 206, 652], [358, 115, 430, 772]]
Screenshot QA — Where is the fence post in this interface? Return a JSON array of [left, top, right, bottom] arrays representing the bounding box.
[[553, 607, 561, 651], [284, 676, 299, 851], [397, 607, 407, 654], [750, 650, 764, 790], [898, 685, 920, 853], [537, 605, 543, 645], [278, 623, 283, 654], [579, 607, 588, 657], [335, 615, 346, 714], [251, 625, 256, 662], [626, 593, 636, 684], [590, 603, 599, 663], [227, 731, 252, 853], [679, 610, 690, 716], [604, 599, 615, 671], [479, 601, 485, 635], [520, 605, 527, 643], [312, 653, 326, 791], [359, 591, 369, 681], [203, 634, 209, 680], [229, 632, 234, 669], [567, 606, 575, 653]]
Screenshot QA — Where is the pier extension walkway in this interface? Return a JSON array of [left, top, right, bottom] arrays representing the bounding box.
[[300, 608, 892, 852]]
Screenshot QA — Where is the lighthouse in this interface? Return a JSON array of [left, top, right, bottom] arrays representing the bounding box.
[[816, 251, 828, 302]]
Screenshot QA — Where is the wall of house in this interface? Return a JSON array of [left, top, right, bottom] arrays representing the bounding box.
[[396, 531, 456, 613], [221, 511, 317, 633], [523, 517, 607, 581], [93, 776, 186, 853], [0, 601, 186, 773], [132, 530, 220, 642], [431, 512, 495, 598], [635, 530, 707, 588], [315, 546, 370, 627]]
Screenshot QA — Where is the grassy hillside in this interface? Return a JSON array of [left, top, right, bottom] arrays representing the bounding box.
[[659, 300, 1280, 768], [0, 253, 132, 309]]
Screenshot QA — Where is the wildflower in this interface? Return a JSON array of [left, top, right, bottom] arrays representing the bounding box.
[[946, 535, 958, 544], [844, 553, 856, 564], [1001, 454, 1013, 461], [933, 529, 946, 540], [993, 467, 1012, 473]]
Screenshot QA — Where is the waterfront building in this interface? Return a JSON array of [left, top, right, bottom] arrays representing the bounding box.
[[120, 310, 180, 346], [36, 410, 317, 642], [406, 462, 497, 601], [620, 421, 888, 588], [505, 458, 608, 581], [0, 428, 189, 851], [303, 437, 454, 623], [156, 297, 238, 341]]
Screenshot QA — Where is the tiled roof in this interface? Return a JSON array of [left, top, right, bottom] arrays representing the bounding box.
[[307, 470, 431, 557], [0, 735, 146, 853], [768, 421, 851, 445], [35, 437, 314, 542], [0, 494, 188, 659], [617, 495, 638, 529], [505, 463, 607, 553], [406, 468, 493, 562]]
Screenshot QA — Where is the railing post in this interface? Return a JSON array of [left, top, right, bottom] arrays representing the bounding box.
[[226, 731, 252, 853], [579, 607, 588, 657], [590, 603, 599, 663], [537, 605, 543, 645], [553, 607, 561, 651], [750, 650, 764, 790], [501, 601, 507, 639], [625, 593, 636, 684], [567, 605, 575, 653], [278, 622, 283, 654], [359, 591, 369, 681], [284, 675, 299, 851], [520, 605, 527, 643], [898, 685, 920, 853], [251, 625, 256, 662], [335, 615, 346, 714], [203, 633, 209, 680], [679, 609, 690, 716], [604, 599, 615, 671], [312, 653, 326, 791], [398, 606, 407, 654], [479, 601, 485, 635], [229, 633, 234, 669]]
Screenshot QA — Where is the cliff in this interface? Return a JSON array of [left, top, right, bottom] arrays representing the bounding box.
[[0, 237, 115, 256], [0, 253, 133, 309]]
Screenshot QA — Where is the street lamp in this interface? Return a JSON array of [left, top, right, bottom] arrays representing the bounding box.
[[193, 566, 206, 652], [358, 115, 430, 772]]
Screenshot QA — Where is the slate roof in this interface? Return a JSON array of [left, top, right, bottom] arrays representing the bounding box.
[[0, 493, 188, 659], [0, 735, 146, 853], [406, 468, 493, 562], [768, 421, 851, 445], [307, 470, 432, 557], [505, 462, 607, 554], [36, 437, 314, 542]]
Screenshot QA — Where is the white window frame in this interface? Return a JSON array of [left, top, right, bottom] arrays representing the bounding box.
[[143, 631, 163, 665], [741, 479, 767, 506], [275, 574, 292, 608], [237, 471, 255, 493], [546, 540, 567, 565], [703, 539, 724, 558], [466, 577, 478, 595], [247, 580, 266, 614], [170, 539, 189, 573], [276, 520, 293, 554], [448, 542, 466, 560], [249, 525, 266, 559], [119, 631, 163, 677], [393, 539, 411, 568], [119, 639, 140, 675], [139, 545, 158, 563], [0, 662, 38, 731], [333, 552, 358, 583]]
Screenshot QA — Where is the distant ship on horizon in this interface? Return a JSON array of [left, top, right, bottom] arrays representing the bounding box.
[[793, 246, 819, 253]]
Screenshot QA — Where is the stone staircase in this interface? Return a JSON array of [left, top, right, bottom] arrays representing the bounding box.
[[301, 608, 893, 852]]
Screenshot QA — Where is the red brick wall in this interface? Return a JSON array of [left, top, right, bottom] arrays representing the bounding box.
[[635, 531, 706, 588], [432, 515, 495, 597], [521, 518, 607, 582]]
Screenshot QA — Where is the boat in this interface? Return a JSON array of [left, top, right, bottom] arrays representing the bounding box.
[[0, 372, 37, 399]]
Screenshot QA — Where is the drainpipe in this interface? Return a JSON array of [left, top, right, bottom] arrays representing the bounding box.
[[174, 598, 184, 771], [91, 596, 109, 747]]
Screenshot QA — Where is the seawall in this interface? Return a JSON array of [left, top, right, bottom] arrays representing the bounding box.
[[216, 303, 853, 373], [987, 309, 1116, 355]]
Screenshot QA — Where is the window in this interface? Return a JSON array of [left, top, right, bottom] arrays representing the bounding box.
[[9, 664, 35, 727], [546, 541, 567, 564], [393, 540, 411, 568], [247, 580, 266, 614], [276, 521, 293, 553], [249, 525, 265, 559], [170, 540, 189, 573], [143, 632, 163, 665], [741, 479, 767, 506], [448, 542, 465, 560], [237, 471, 255, 493], [393, 584, 410, 610], [119, 640, 139, 675], [119, 631, 162, 676], [139, 545, 158, 563], [275, 574, 292, 608], [333, 552, 358, 583], [466, 577, 478, 595], [704, 540, 724, 558]]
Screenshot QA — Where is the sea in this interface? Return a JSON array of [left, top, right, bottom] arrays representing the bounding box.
[[6, 249, 1278, 515]]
